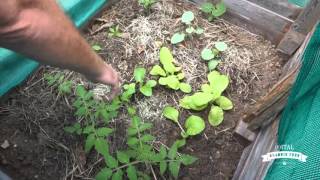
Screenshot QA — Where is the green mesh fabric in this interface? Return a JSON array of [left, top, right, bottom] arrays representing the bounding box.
[[264, 21, 320, 179]]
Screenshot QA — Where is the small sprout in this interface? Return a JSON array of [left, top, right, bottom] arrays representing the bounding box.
[[163, 106, 179, 123], [134, 67, 146, 83], [186, 27, 195, 34], [185, 115, 205, 136], [150, 65, 166, 76], [215, 96, 233, 110], [171, 33, 186, 44], [201, 2, 227, 21], [181, 11, 195, 25], [92, 45, 102, 51], [195, 27, 204, 35], [208, 60, 219, 71], [138, 0, 156, 9], [108, 25, 122, 38], [214, 42, 228, 51], [208, 105, 224, 126], [201, 48, 215, 61], [179, 83, 192, 93]]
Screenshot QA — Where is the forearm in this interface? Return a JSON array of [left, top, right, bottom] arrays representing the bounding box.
[[0, 0, 107, 79]]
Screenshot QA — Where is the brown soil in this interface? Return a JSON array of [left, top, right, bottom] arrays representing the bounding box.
[[0, 0, 286, 179]]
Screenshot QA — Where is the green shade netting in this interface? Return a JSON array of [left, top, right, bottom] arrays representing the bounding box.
[[0, 0, 107, 96]]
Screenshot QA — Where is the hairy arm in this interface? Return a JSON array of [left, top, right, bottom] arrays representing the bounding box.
[[0, 0, 120, 96]]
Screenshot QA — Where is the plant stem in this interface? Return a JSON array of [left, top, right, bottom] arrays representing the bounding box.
[[177, 121, 186, 134], [112, 161, 143, 172]]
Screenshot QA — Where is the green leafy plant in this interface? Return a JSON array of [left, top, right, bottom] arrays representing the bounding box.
[[179, 71, 233, 126], [201, 42, 228, 71], [171, 11, 204, 45], [44, 72, 72, 95], [201, 1, 227, 21], [163, 106, 205, 138], [92, 44, 102, 51], [108, 25, 122, 38], [135, 67, 157, 97], [150, 47, 192, 93], [138, 0, 156, 9]]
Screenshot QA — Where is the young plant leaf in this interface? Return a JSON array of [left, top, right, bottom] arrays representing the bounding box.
[[212, 2, 227, 17], [160, 161, 167, 175], [201, 3, 214, 13], [207, 71, 229, 94], [215, 96, 233, 110], [201, 48, 215, 61], [169, 161, 181, 179], [159, 77, 168, 86], [105, 155, 119, 168], [179, 83, 192, 93], [214, 42, 228, 51], [186, 27, 195, 34], [177, 73, 185, 80], [96, 128, 114, 137], [185, 115, 205, 136], [92, 45, 102, 51], [95, 138, 109, 157], [117, 151, 130, 164], [166, 75, 180, 90], [195, 27, 204, 35], [163, 106, 179, 123], [208, 105, 224, 126], [134, 67, 146, 83], [201, 84, 212, 93], [181, 11, 195, 25], [126, 166, 138, 180], [141, 134, 155, 142], [180, 154, 198, 165], [85, 134, 96, 153], [159, 146, 167, 159], [146, 80, 157, 87], [140, 85, 152, 97], [208, 60, 219, 71], [95, 168, 113, 180], [159, 47, 176, 73], [171, 33, 185, 44], [150, 65, 166, 76], [112, 169, 123, 180]]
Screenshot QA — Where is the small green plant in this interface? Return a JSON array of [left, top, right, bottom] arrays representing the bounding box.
[[171, 11, 204, 45], [92, 44, 102, 51], [44, 72, 72, 95], [150, 47, 192, 93], [201, 1, 227, 21], [201, 42, 228, 71], [163, 106, 205, 138], [138, 0, 156, 9], [108, 25, 122, 38], [179, 71, 233, 126]]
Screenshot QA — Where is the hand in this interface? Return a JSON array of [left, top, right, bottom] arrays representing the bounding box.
[[88, 64, 121, 99]]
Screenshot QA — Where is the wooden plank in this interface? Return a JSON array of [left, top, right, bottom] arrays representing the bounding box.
[[277, 0, 320, 55], [190, 0, 294, 43]]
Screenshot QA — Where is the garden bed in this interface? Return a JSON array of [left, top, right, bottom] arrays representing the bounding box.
[[0, 0, 286, 179]]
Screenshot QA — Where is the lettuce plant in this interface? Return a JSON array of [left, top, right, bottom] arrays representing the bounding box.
[[201, 1, 227, 21], [150, 47, 192, 93], [201, 42, 228, 71], [163, 106, 205, 138], [171, 11, 204, 45], [179, 71, 233, 126]]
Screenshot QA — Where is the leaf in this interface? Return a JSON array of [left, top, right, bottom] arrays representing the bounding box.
[[185, 115, 205, 136], [95, 138, 109, 156], [212, 2, 227, 17], [176, 73, 185, 80], [117, 151, 130, 163], [195, 27, 204, 35], [95, 168, 113, 180], [207, 71, 229, 94], [83, 126, 94, 134], [138, 123, 153, 132], [186, 27, 195, 34], [105, 155, 119, 168], [58, 81, 72, 94], [179, 83, 192, 93], [208, 60, 220, 71], [201, 84, 212, 93], [76, 85, 86, 97], [64, 126, 76, 134], [127, 137, 139, 146], [146, 80, 157, 87], [168, 145, 178, 160], [171, 33, 186, 44], [169, 161, 181, 179], [97, 128, 114, 137], [201, 3, 214, 13], [163, 106, 179, 123], [180, 154, 198, 165], [201, 48, 215, 61], [215, 96, 233, 110], [141, 134, 155, 142], [140, 85, 152, 97], [150, 65, 166, 76], [159, 146, 167, 159], [159, 77, 168, 86], [174, 139, 186, 148], [159, 47, 176, 74], [127, 166, 138, 180], [85, 134, 96, 153], [112, 169, 123, 180], [214, 42, 228, 51], [208, 105, 224, 126], [160, 161, 167, 175], [166, 75, 180, 90], [92, 45, 102, 51], [181, 11, 194, 25], [191, 92, 216, 107], [134, 67, 146, 83]]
